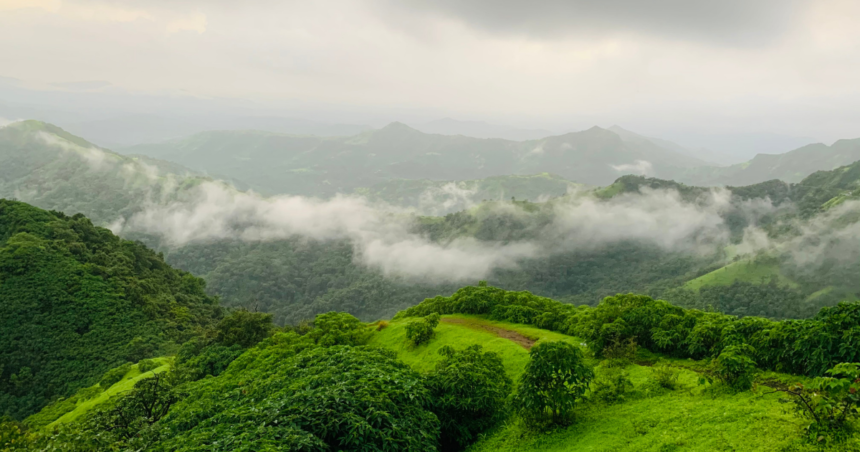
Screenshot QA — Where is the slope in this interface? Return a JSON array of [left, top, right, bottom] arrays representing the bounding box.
[[0, 200, 220, 419]]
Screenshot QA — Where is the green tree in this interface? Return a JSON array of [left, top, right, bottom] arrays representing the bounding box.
[[426, 345, 512, 450], [214, 309, 274, 348], [514, 341, 593, 425], [406, 312, 441, 346]]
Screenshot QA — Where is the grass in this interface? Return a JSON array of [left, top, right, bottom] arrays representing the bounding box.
[[47, 357, 172, 428], [369, 314, 582, 382], [683, 259, 798, 291], [373, 314, 859, 451]]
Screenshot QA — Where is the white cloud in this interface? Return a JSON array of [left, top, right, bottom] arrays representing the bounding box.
[[611, 160, 653, 176]]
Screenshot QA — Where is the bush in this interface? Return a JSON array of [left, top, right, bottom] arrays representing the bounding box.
[[704, 344, 757, 391], [214, 309, 274, 348], [137, 359, 159, 373], [375, 320, 390, 331], [514, 341, 593, 426], [592, 365, 633, 403], [99, 363, 133, 388], [652, 365, 680, 390], [426, 345, 512, 451], [174, 342, 244, 382], [602, 337, 638, 366], [781, 362, 860, 442], [307, 312, 372, 346], [406, 313, 441, 346]]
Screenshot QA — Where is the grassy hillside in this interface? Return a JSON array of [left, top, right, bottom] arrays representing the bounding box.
[[372, 313, 834, 451], [683, 258, 798, 291]]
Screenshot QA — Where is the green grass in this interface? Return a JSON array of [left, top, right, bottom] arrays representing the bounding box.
[[684, 259, 798, 291], [369, 314, 582, 382], [47, 357, 172, 428], [373, 315, 860, 451]]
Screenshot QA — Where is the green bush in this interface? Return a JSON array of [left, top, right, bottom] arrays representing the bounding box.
[[782, 362, 860, 442], [406, 312, 441, 346], [307, 311, 372, 346], [592, 365, 634, 403], [652, 365, 680, 390], [514, 341, 593, 426], [152, 345, 440, 451], [99, 363, 133, 389], [214, 309, 274, 348], [174, 342, 245, 382], [426, 345, 512, 450], [706, 345, 757, 391], [137, 359, 159, 373]]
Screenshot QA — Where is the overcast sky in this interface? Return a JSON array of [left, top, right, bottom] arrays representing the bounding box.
[[2, 0, 860, 143]]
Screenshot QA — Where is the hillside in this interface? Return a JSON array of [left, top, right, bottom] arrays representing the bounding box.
[[679, 137, 860, 187], [0, 200, 220, 419], [10, 286, 860, 451], [120, 123, 710, 196], [0, 120, 253, 226]]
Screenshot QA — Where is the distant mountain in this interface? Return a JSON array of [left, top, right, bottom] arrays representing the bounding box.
[[121, 123, 711, 197], [0, 120, 244, 224], [62, 114, 371, 149], [678, 138, 860, 186], [608, 125, 721, 166], [412, 118, 553, 141]]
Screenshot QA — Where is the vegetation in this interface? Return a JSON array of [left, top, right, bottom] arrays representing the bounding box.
[[0, 200, 220, 420], [405, 312, 441, 345], [514, 341, 594, 425]]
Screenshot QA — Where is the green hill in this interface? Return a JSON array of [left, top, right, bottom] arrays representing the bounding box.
[[0, 200, 220, 419]]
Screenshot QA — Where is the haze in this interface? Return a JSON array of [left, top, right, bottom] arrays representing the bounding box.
[[2, 0, 860, 158]]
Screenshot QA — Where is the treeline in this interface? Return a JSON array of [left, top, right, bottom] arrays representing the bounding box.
[[397, 284, 860, 377]]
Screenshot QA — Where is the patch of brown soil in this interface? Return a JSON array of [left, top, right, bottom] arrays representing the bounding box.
[[442, 317, 537, 350]]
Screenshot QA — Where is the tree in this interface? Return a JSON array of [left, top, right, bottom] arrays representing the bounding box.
[[406, 313, 441, 346], [514, 341, 593, 425], [776, 362, 860, 443], [214, 309, 274, 348], [306, 311, 372, 346], [425, 345, 511, 450]]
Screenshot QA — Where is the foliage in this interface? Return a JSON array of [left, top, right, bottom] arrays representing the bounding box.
[[152, 344, 440, 451], [99, 363, 133, 389], [780, 363, 860, 442], [514, 341, 594, 425], [0, 200, 220, 419], [137, 359, 159, 373], [702, 345, 757, 391], [174, 341, 245, 382], [652, 365, 680, 390], [306, 311, 373, 346], [425, 345, 512, 450], [213, 309, 274, 348], [399, 285, 860, 380], [592, 365, 634, 403], [406, 312, 441, 346]]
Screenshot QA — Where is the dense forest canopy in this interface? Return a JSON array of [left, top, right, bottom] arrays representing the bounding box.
[[0, 200, 221, 419]]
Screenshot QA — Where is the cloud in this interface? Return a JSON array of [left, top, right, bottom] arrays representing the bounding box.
[[611, 160, 653, 176], [372, 0, 809, 45], [417, 182, 479, 215], [113, 182, 540, 282]]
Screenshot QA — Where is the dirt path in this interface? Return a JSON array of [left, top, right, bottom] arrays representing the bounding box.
[[442, 317, 536, 350]]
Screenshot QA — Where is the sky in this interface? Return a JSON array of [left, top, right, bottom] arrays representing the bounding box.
[[2, 0, 860, 147]]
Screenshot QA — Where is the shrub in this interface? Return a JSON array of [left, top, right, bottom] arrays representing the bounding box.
[[426, 345, 512, 450], [592, 365, 634, 403], [375, 320, 390, 331], [214, 309, 274, 348], [174, 342, 244, 382], [137, 359, 159, 373], [704, 344, 757, 391], [652, 365, 680, 390], [780, 362, 860, 442], [602, 337, 638, 366], [99, 363, 133, 388], [514, 341, 593, 426], [307, 312, 373, 346], [406, 313, 441, 346]]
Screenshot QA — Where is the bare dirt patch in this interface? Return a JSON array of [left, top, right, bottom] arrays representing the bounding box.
[[442, 317, 537, 350]]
